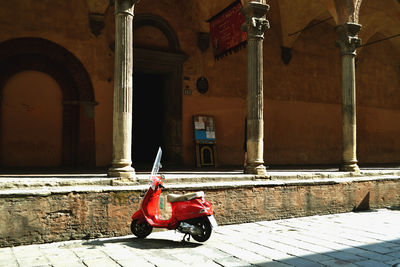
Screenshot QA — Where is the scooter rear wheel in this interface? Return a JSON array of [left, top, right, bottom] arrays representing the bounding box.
[[191, 217, 212, 242], [131, 219, 153, 238]]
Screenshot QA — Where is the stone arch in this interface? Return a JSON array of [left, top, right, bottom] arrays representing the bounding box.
[[332, 0, 363, 24], [134, 13, 181, 51], [0, 37, 95, 168], [354, 0, 363, 23]]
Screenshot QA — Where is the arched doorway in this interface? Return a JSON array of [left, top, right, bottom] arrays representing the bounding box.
[[0, 38, 96, 168], [133, 14, 188, 167]]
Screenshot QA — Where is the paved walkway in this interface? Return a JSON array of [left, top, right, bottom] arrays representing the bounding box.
[[1, 209, 399, 267]]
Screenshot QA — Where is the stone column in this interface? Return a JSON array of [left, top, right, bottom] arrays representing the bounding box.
[[108, 0, 135, 179], [241, 1, 270, 175], [336, 22, 361, 172]]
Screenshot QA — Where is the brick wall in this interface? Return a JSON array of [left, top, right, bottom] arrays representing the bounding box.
[[0, 178, 399, 247]]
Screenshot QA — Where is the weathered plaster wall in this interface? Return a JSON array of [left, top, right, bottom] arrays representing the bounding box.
[[0, 0, 115, 167], [357, 34, 400, 164], [262, 17, 342, 165], [1, 71, 63, 166], [93, 10, 116, 166], [265, 100, 341, 164], [182, 96, 246, 166], [134, 0, 341, 167], [0, 0, 399, 168]]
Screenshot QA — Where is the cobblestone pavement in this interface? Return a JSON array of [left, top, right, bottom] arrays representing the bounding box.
[[1, 208, 399, 267]]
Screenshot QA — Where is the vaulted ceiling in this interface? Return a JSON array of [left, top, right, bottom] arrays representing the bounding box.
[[98, 0, 399, 52], [274, 0, 400, 50], [358, 0, 400, 52]]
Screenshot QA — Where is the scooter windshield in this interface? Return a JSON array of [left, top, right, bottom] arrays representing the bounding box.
[[150, 147, 162, 190]]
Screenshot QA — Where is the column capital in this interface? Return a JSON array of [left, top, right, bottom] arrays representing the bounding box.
[[241, 1, 270, 39], [115, 0, 134, 16], [336, 22, 362, 56]]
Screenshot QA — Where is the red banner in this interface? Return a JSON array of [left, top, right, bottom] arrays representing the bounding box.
[[208, 0, 247, 60]]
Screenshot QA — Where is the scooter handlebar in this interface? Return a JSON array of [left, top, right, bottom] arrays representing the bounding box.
[[150, 175, 165, 190]]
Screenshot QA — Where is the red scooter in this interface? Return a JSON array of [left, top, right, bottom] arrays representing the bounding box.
[[130, 147, 218, 242]]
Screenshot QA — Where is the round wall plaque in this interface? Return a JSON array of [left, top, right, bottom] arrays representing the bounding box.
[[196, 77, 209, 94]]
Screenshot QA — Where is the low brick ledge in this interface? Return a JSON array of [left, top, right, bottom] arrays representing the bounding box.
[[1, 175, 399, 197], [1, 169, 400, 190]]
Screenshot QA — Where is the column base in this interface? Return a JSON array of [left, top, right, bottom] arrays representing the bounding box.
[[340, 162, 360, 173], [245, 164, 267, 176], [108, 165, 135, 180]]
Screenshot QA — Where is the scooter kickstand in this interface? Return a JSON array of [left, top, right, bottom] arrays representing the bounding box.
[[181, 234, 191, 243]]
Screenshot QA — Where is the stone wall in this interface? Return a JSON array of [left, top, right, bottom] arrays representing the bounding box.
[[1, 177, 399, 247], [0, 191, 142, 247]]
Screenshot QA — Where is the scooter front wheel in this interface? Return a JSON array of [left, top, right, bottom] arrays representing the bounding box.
[[191, 217, 212, 242], [131, 219, 153, 238]]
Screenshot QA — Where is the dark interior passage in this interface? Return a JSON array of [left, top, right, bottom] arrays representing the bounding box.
[[132, 72, 165, 167]]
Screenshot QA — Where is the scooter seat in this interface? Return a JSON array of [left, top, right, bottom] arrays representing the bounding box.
[[167, 191, 204, 203]]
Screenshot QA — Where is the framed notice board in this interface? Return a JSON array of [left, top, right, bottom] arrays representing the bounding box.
[[193, 115, 217, 167]]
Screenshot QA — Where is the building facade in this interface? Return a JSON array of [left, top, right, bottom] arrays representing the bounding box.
[[0, 0, 399, 174]]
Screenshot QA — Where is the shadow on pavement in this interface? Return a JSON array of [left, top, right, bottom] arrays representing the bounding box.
[[234, 238, 400, 267], [82, 236, 202, 250]]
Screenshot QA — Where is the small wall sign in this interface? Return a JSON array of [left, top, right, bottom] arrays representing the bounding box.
[[193, 115, 217, 167]]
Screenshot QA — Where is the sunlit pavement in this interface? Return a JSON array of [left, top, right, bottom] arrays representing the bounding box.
[[1, 208, 399, 267]]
